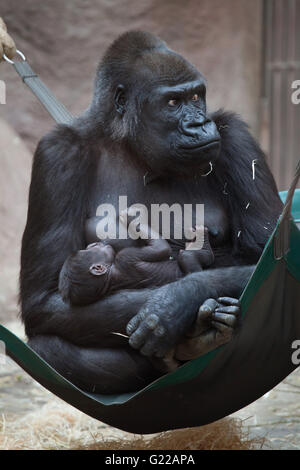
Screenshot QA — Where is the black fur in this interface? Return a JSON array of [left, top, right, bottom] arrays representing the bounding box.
[[20, 31, 283, 393]]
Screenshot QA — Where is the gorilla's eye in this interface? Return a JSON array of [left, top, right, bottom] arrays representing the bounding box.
[[168, 99, 178, 107], [192, 94, 199, 101]]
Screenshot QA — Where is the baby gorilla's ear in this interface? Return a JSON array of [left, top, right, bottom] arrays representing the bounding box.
[[89, 264, 108, 276]]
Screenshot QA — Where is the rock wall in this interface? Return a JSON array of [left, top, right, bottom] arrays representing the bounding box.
[[0, 118, 31, 323], [0, 0, 262, 153]]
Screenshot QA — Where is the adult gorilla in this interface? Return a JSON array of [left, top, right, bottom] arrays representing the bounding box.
[[20, 31, 282, 393]]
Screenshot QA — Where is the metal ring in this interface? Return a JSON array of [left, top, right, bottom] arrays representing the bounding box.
[[3, 49, 26, 65]]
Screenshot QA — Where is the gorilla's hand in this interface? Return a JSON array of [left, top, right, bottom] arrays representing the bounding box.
[[175, 297, 240, 361], [126, 280, 209, 358]]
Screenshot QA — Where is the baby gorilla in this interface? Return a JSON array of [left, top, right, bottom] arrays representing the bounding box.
[[59, 222, 214, 306], [59, 218, 240, 372]]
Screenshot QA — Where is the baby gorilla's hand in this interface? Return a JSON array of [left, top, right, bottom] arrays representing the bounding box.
[[175, 297, 240, 361]]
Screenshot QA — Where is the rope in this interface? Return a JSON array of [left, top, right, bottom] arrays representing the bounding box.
[[12, 59, 73, 125], [1, 17, 72, 125], [0, 17, 16, 62]]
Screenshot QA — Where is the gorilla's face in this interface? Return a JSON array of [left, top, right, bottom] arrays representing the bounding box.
[[107, 38, 221, 176], [132, 77, 221, 175]]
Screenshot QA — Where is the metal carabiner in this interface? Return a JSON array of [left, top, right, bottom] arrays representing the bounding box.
[[3, 49, 26, 64]]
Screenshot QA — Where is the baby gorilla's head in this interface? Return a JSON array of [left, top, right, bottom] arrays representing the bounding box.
[[59, 242, 115, 305]]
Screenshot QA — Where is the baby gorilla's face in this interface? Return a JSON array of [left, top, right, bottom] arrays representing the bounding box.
[[85, 242, 115, 276]]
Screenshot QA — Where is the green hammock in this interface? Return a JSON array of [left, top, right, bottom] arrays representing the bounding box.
[[1, 167, 299, 434]]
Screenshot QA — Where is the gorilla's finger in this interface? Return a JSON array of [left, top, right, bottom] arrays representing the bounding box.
[[126, 317, 140, 335], [140, 323, 166, 356], [126, 309, 147, 335], [217, 297, 241, 307], [145, 313, 160, 330], [153, 323, 166, 337], [212, 312, 237, 327], [187, 299, 219, 337], [128, 314, 161, 349], [215, 306, 240, 315], [198, 298, 219, 315], [128, 327, 147, 349]]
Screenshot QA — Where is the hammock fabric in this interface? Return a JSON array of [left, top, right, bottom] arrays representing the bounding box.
[[0, 170, 299, 434]]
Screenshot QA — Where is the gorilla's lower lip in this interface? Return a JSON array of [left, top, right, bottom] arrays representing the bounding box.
[[180, 139, 220, 151]]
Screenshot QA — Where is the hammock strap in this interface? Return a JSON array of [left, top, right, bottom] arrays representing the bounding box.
[[3, 50, 73, 125], [274, 160, 300, 259]]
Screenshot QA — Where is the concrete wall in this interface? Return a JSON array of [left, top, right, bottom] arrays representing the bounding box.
[[0, 118, 32, 323], [0, 0, 263, 152]]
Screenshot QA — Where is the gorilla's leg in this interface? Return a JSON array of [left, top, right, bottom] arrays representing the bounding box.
[[28, 335, 159, 394]]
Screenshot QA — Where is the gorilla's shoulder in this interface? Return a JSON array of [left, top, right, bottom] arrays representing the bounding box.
[[211, 109, 251, 136], [31, 124, 93, 190], [36, 124, 81, 156], [33, 124, 86, 171]]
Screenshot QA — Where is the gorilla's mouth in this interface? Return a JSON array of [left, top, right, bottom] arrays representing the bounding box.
[[179, 139, 220, 151]]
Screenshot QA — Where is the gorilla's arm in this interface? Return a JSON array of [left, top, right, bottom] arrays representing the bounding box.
[[28, 289, 151, 346], [20, 126, 153, 345]]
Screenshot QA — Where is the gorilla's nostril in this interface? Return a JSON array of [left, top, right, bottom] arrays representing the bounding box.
[[181, 115, 210, 136]]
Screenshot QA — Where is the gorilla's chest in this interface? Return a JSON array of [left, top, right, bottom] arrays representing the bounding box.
[[86, 160, 229, 250]]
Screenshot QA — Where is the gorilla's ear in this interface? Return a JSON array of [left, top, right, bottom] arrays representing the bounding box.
[[114, 84, 126, 115], [89, 264, 108, 276]]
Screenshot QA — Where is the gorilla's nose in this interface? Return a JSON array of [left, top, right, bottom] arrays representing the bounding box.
[[181, 114, 211, 137]]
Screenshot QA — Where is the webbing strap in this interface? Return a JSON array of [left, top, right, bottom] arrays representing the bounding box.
[[12, 60, 73, 125], [274, 161, 300, 259]]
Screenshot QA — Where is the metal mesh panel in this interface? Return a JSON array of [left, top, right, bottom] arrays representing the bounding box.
[[263, 0, 300, 190]]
